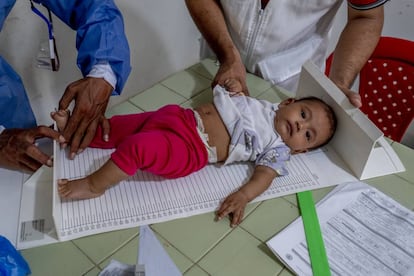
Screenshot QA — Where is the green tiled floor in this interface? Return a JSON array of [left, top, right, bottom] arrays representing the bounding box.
[[20, 59, 414, 276]]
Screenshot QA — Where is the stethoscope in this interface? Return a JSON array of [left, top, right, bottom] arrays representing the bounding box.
[[30, 0, 60, 71]]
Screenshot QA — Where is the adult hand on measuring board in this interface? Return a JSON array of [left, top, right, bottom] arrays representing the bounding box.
[[58, 77, 113, 159], [0, 126, 64, 172]]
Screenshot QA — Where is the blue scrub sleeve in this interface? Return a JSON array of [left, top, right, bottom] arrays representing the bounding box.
[[0, 0, 15, 30], [0, 0, 37, 128], [0, 57, 37, 128], [34, 0, 131, 95]]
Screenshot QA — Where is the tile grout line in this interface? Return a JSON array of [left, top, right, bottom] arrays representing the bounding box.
[[97, 232, 140, 269], [72, 231, 140, 272], [183, 263, 211, 275], [149, 225, 198, 273], [149, 200, 267, 272], [70, 240, 102, 274]]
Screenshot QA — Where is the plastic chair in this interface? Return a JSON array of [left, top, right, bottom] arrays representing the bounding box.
[[326, 37, 414, 142]]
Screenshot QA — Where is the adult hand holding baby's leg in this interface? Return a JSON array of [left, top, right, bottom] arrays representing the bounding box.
[[51, 109, 111, 149]]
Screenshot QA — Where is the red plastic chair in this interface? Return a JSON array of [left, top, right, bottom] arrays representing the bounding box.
[[326, 37, 414, 142]]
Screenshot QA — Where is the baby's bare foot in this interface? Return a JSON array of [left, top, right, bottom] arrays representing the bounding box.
[[58, 178, 105, 200], [51, 109, 70, 132]]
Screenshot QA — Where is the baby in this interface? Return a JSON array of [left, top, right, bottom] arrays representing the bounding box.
[[53, 79, 336, 226]]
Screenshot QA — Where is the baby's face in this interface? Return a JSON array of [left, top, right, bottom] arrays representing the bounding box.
[[274, 98, 332, 153]]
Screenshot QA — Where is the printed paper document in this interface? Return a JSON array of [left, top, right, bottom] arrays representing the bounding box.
[[267, 181, 414, 276], [51, 145, 354, 242]]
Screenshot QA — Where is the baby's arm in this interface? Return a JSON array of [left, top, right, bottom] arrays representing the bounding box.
[[216, 165, 277, 227]]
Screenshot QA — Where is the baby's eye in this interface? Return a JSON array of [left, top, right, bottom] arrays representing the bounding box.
[[301, 110, 306, 119], [305, 131, 311, 141]]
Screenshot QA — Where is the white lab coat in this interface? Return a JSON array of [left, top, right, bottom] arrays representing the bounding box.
[[220, 0, 344, 92]]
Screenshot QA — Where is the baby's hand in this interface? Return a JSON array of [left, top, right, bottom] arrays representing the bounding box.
[[216, 190, 249, 227], [224, 79, 245, 96]]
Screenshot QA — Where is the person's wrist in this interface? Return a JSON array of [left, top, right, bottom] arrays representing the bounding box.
[[237, 188, 251, 202], [217, 45, 242, 65], [87, 63, 117, 90]]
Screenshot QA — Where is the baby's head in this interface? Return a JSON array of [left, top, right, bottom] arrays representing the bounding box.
[[274, 96, 336, 154]]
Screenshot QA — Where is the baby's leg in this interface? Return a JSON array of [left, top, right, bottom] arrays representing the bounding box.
[[112, 128, 208, 178], [89, 111, 155, 149], [50, 109, 70, 132], [58, 159, 129, 200]]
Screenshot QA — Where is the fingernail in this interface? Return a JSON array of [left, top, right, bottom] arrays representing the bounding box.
[[103, 134, 109, 142], [58, 135, 66, 143], [70, 152, 76, 159], [47, 159, 53, 166], [77, 149, 83, 154]]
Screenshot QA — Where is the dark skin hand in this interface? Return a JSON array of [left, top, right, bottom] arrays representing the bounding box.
[[58, 77, 113, 159], [328, 6, 384, 108], [213, 59, 249, 96], [185, 0, 249, 95], [0, 126, 64, 172]]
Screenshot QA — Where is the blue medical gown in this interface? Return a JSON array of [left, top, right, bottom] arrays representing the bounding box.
[[0, 0, 131, 129]]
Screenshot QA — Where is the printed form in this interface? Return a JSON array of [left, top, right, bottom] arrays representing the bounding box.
[[267, 181, 414, 276], [52, 144, 356, 241]]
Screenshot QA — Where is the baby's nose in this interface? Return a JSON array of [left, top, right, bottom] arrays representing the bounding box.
[[297, 121, 307, 132]]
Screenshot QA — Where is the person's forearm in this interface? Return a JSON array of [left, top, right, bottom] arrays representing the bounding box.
[[185, 0, 240, 64], [38, 0, 131, 94], [239, 165, 277, 201], [328, 6, 384, 90]]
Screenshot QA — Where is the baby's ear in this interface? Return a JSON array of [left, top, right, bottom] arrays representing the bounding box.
[[279, 98, 295, 107]]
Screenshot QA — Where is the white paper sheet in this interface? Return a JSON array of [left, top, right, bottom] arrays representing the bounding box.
[[267, 181, 414, 276], [16, 166, 59, 250], [52, 144, 356, 242], [138, 225, 182, 276], [95, 227, 181, 276], [297, 61, 405, 179], [0, 138, 54, 249], [0, 169, 25, 245]]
